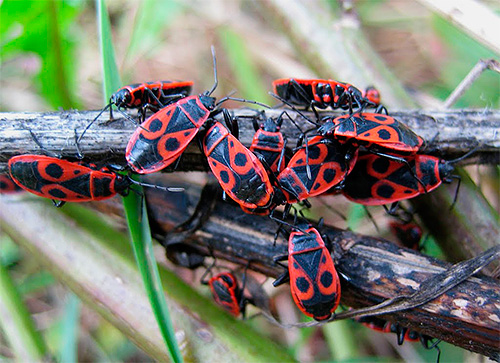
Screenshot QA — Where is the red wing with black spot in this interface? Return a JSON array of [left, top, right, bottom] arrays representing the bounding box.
[[0, 173, 23, 194], [208, 272, 242, 317], [126, 95, 211, 174], [389, 221, 423, 250], [203, 122, 274, 209], [277, 136, 357, 203], [288, 227, 341, 321], [8, 155, 128, 202], [321, 113, 423, 155], [342, 154, 443, 205]]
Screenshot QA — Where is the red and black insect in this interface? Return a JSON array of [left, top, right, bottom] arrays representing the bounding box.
[[0, 173, 23, 194], [318, 112, 424, 157], [249, 112, 287, 174], [389, 220, 423, 251], [341, 153, 459, 206], [78, 81, 194, 142], [206, 272, 247, 317], [109, 81, 193, 114], [357, 316, 441, 362], [273, 225, 341, 321], [202, 119, 274, 209], [126, 47, 266, 174], [276, 135, 358, 204], [363, 86, 381, 106], [8, 155, 178, 205], [273, 78, 375, 113]]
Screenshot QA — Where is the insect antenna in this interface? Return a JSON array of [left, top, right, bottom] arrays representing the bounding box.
[[128, 178, 184, 193]]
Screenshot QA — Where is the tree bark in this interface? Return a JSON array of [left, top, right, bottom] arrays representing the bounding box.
[[86, 182, 500, 360], [0, 108, 498, 173]]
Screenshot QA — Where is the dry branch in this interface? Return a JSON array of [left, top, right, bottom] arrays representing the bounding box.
[[86, 182, 500, 360], [0, 108, 498, 174]]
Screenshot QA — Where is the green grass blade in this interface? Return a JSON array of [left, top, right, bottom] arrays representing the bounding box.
[[122, 194, 184, 363], [0, 259, 48, 361], [218, 27, 272, 105], [347, 203, 367, 231], [17, 271, 55, 295], [96, 0, 121, 97], [322, 318, 359, 360], [59, 293, 81, 363], [96, 1, 183, 361], [126, 0, 184, 60]]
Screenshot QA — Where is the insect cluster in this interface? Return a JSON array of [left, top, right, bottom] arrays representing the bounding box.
[[3, 49, 462, 354]]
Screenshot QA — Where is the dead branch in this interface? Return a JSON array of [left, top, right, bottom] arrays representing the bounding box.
[[86, 181, 500, 360], [0, 108, 498, 173]]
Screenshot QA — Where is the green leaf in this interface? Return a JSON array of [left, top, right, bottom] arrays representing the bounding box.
[[0, 0, 82, 109], [59, 294, 81, 363], [0, 259, 48, 360]]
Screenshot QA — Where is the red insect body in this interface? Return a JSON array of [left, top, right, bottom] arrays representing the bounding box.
[[0, 173, 23, 194], [272, 78, 370, 111], [209, 272, 243, 317], [203, 122, 274, 209], [362, 86, 381, 106], [126, 95, 216, 174], [357, 316, 420, 343], [389, 220, 423, 251], [285, 227, 341, 321], [342, 153, 453, 205], [250, 116, 286, 174], [276, 136, 357, 203], [319, 113, 423, 156], [8, 155, 130, 202], [111, 81, 193, 110]]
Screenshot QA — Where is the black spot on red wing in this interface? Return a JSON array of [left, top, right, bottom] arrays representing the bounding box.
[[404, 190, 413, 194], [234, 153, 247, 167], [0, 181, 7, 189], [149, 118, 163, 132], [296, 158, 305, 165], [320, 270, 333, 288], [221, 275, 234, 287], [308, 145, 320, 159], [321, 255, 326, 263], [183, 131, 190, 136], [374, 115, 388, 121], [219, 170, 230, 184], [212, 161, 217, 167], [376, 183, 395, 198], [422, 159, 439, 186], [323, 168, 336, 183], [73, 170, 81, 175], [229, 140, 234, 148], [296, 276, 310, 293], [165, 137, 180, 151], [293, 262, 299, 269], [372, 157, 390, 173], [46, 163, 64, 178], [49, 188, 67, 198], [377, 129, 392, 140]]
